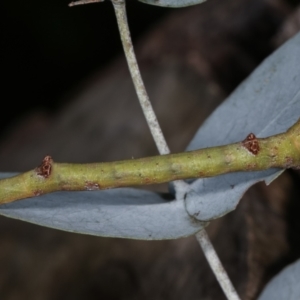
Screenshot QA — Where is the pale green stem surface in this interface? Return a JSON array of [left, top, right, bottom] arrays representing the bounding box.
[[0, 119, 299, 204]]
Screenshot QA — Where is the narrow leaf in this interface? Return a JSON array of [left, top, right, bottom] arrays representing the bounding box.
[[185, 33, 300, 221], [0, 173, 204, 240]]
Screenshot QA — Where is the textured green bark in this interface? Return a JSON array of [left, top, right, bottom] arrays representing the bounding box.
[[0, 119, 299, 204]]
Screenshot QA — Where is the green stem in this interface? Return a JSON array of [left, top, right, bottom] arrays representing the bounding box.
[[1, 119, 299, 204]]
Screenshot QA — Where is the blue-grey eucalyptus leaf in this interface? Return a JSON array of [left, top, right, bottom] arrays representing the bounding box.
[[185, 32, 300, 221], [258, 259, 300, 300], [138, 0, 206, 8], [0, 173, 204, 240]]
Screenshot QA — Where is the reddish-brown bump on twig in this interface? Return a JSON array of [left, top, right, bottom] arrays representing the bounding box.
[[284, 156, 294, 168], [242, 133, 260, 155], [36, 155, 53, 178]]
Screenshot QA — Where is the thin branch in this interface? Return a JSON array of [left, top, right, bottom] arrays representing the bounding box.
[[196, 230, 241, 300], [0, 120, 299, 204], [69, 0, 104, 7], [70, 0, 168, 154], [112, 0, 169, 155]]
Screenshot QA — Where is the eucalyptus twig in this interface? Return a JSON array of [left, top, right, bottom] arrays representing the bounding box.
[[5, 2, 300, 299], [48, 3, 300, 299], [196, 230, 241, 300], [1, 119, 299, 204]]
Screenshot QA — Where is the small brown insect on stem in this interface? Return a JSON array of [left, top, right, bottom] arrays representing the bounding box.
[[242, 133, 260, 155], [36, 156, 53, 178]]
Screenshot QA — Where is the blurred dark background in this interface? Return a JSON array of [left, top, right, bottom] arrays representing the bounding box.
[[0, 0, 169, 138], [0, 0, 300, 299]]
